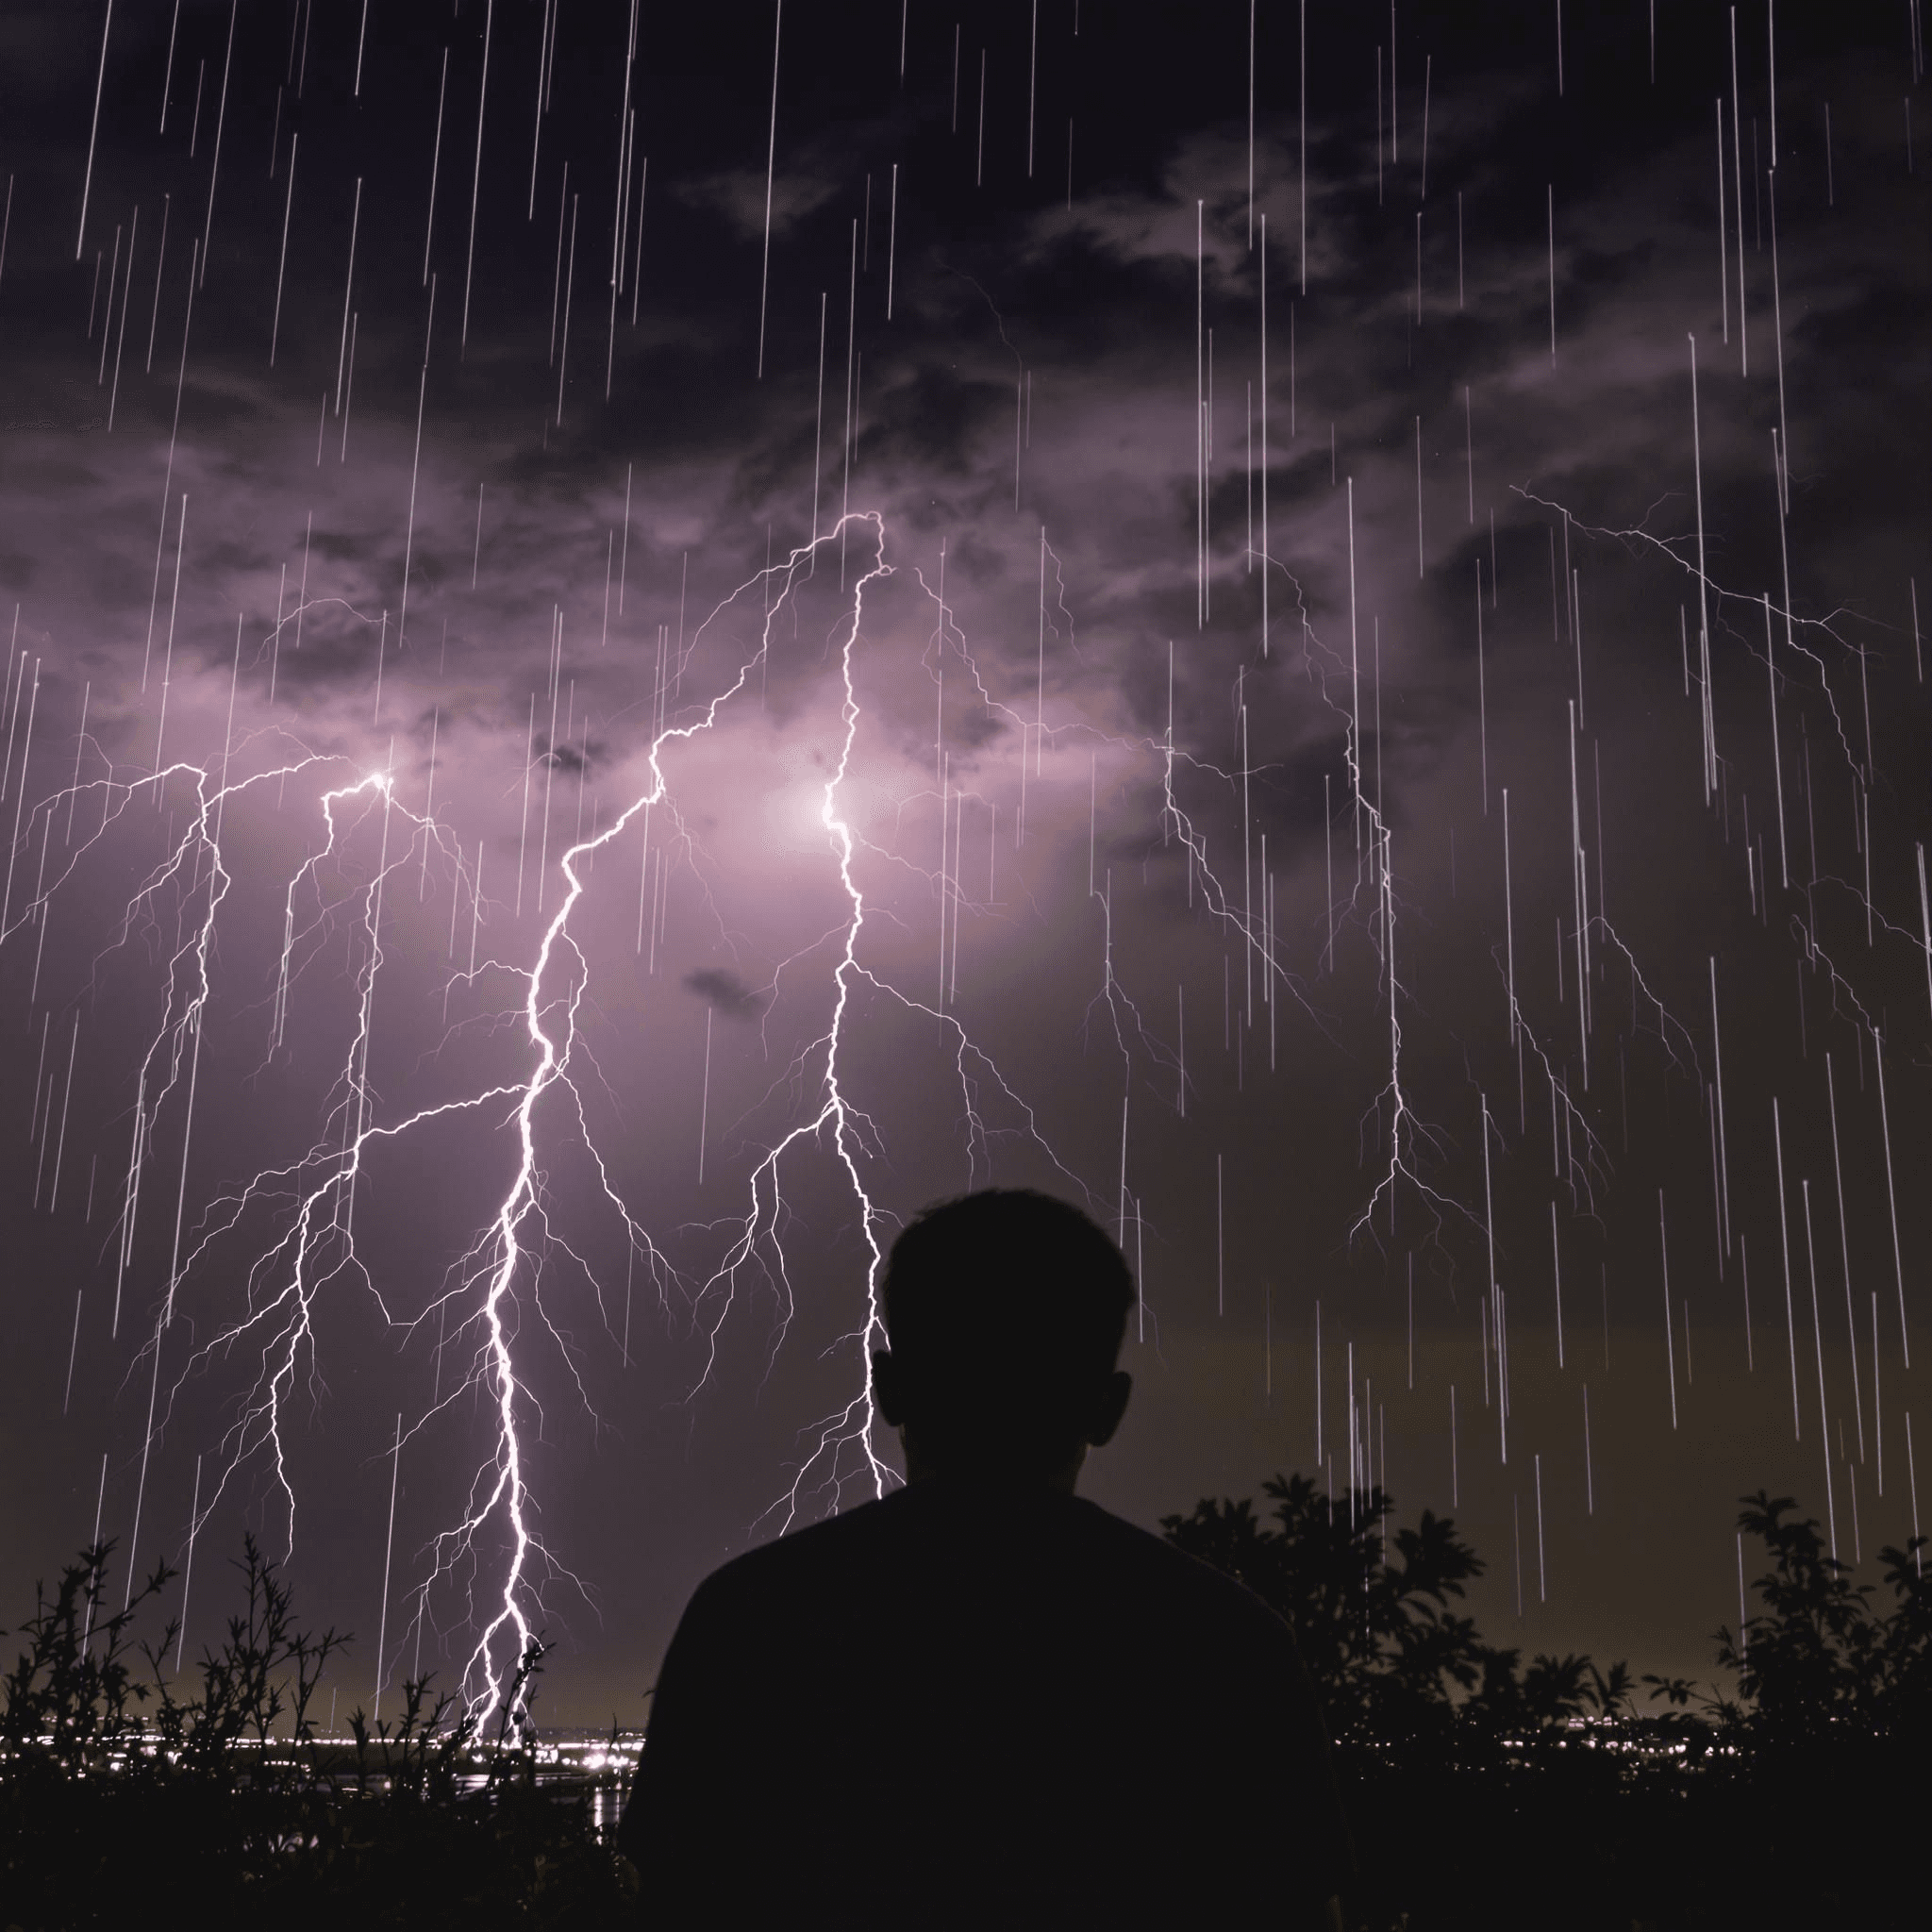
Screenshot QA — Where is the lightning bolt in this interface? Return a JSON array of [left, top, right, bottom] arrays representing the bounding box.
[[17, 467, 1818, 1721], [16, 513, 1149, 1728]]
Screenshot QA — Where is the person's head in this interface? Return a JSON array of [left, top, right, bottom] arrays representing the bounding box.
[[870, 1189, 1135, 1489]]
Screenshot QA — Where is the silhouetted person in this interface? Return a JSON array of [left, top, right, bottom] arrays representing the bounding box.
[[619, 1190, 1351, 1927]]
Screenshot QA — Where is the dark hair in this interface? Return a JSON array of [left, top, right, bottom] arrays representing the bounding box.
[[881, 1190, 1134, 1466]]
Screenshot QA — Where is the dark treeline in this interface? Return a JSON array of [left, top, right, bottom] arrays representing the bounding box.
[[3, 1484, 1924, 1929]]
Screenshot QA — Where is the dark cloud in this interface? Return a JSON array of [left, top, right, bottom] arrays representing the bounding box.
[[682, 966, 768, 1022]]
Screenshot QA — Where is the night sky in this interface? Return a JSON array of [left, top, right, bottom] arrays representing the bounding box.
[[1, 0, 1926, 1730]]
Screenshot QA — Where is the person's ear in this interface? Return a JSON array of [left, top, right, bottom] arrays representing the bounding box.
[[1084, 1369, 1132, 1448], [871, 1349, 905, 1427]]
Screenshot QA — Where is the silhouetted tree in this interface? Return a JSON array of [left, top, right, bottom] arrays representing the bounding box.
[[1163, 1476, 1926, 1930], [1161, 1474, 1634, 1769], [1709, 1491, 1931, 1759]]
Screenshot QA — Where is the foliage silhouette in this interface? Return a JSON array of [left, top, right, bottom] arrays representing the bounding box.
[[5, 1487, 1924, 1929], [1, 1540, 631, 1930], [1163, 1475, 1926, 1931], [1162, 1475, 1672, 1759], [1709, 1490, 1932, 1755]]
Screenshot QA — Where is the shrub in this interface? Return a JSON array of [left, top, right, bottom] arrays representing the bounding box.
[[0, 1541, 632, 1930], [1162, 1477, 1928, 1931]]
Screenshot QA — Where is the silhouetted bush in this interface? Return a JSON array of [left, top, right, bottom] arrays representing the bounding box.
[[1, 1540, 630, 1930], [1164, 1476, 1928, 1931]]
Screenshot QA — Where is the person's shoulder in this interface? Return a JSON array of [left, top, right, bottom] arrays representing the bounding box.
[[1067, 1496, 1295, 1639], [677, 1488, 910, 1617]]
